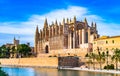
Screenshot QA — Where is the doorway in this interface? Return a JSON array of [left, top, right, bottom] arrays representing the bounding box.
[[45, 45, 49, 53]]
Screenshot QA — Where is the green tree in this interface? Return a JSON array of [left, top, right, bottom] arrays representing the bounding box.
[[0, 45, 9, 58], [85, 53, 96, 69], [111, 48, 120, 70], [105, 50, 110, 70], [11, 46, 16, 58], [91, 53, 96, 69], [96, 51, 105, 70], [17, 44, 31, 57]]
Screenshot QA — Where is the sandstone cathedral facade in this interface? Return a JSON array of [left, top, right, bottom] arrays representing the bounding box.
[[34, 16, 99, 56]]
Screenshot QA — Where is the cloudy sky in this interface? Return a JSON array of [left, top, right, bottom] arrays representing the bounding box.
[[0, 0, 120, 46]]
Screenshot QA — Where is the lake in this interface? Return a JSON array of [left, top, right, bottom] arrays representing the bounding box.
[[1, 67, 120, 76]]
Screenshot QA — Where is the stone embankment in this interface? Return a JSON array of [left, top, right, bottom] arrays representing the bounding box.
[[0, 57, 58, 68]]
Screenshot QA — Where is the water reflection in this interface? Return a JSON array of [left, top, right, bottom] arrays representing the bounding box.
[[2, 67, 35, 76], [1, 67, 120, 76]]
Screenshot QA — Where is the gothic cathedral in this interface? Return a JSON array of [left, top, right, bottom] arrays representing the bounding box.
[[34, 16, 99, 56]]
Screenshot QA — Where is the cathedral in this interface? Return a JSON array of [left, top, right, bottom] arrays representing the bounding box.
[[34, 16, 99, 56]]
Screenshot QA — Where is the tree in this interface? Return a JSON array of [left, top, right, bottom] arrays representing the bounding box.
[[85, 52, 96, 69], [96, 51, 105, 70], [0, 45, 9, 58], [91, 53, 96, 69], [17, 44, 31, 57], [111, 48, 120, 70], [105, 50, 110, 70], [11, 46, 16, 58], [6, 47, 11, 58], [85, 53, 91, 69]]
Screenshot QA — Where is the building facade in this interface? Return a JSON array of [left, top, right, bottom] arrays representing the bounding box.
[[93, 36, 120, 54], [34, 17, 99, 56], [5, 37, 19, 48]]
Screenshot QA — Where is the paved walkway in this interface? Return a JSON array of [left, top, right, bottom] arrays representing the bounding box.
[[60, 67, 120, 74]]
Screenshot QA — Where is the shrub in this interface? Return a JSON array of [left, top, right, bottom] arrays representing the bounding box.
[[104, 64, 114, 69]]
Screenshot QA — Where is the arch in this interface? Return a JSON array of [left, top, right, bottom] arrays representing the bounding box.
[[45, 45, 49, 53]]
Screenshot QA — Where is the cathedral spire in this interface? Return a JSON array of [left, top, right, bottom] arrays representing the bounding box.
[[35, 25, 39, 34], [66, 18, 69, 24], [55, 20, 58, 25], [44, 18, 48, 28], [84, 17, 88, 25], [94, 22, 97, 29], [35, 25, 39, 41], [35, 25, 39, 54], [91, 22, 94, 27], [73, 16, 76, 23]]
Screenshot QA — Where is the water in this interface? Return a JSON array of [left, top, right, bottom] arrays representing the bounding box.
[[1, 67, 120, 76]]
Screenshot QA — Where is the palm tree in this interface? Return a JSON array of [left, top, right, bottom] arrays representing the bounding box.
[[111, 48, 120, 70], [85, 53, 96, 69], [91, 53, 96, 69], [96, 51, 105, 70], [105, 50, 110, 70], [85, 53, 92, 69]]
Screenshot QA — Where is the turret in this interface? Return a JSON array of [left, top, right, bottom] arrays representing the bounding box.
[[84, 17, 88, 25], [35, 25, 39, 43], [84, 17, 88, 29], [73, 16, 76, 23], [44, 18, 48, 28], [55, 20, 58, 26], [35, 25, 39, 54], [91, 22, 94, 27], [94, 22, 97, 30], [55, 20, 58, 35]]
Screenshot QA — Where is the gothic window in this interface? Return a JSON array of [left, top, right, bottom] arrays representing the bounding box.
[[86, 32, 88, 43]]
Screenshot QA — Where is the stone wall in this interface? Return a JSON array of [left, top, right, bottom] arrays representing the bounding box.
[[0, 57, 58, 68], [49, 35, 64, 50], [58, 56, 79, 68]]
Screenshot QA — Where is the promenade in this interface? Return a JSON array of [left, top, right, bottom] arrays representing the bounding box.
[[61, 67, 120, 74]]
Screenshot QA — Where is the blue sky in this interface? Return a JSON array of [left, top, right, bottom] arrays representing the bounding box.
[[0, 0, 120, 46]]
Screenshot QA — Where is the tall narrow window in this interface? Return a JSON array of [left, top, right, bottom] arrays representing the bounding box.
[[112, 40, 114, 44], [106, 41, 108, 44]]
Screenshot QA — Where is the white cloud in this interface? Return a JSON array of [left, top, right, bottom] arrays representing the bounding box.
[[0, 6, 120, 46], [97, 23, 120, 36]]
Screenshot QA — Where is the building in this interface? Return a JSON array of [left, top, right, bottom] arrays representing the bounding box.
[[34, 16, 99, 57], [5, 37, 19, 48], [93, 35, 120, 54]]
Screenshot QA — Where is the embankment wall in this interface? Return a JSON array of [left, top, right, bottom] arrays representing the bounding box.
[[0, 57, 58, 68]]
